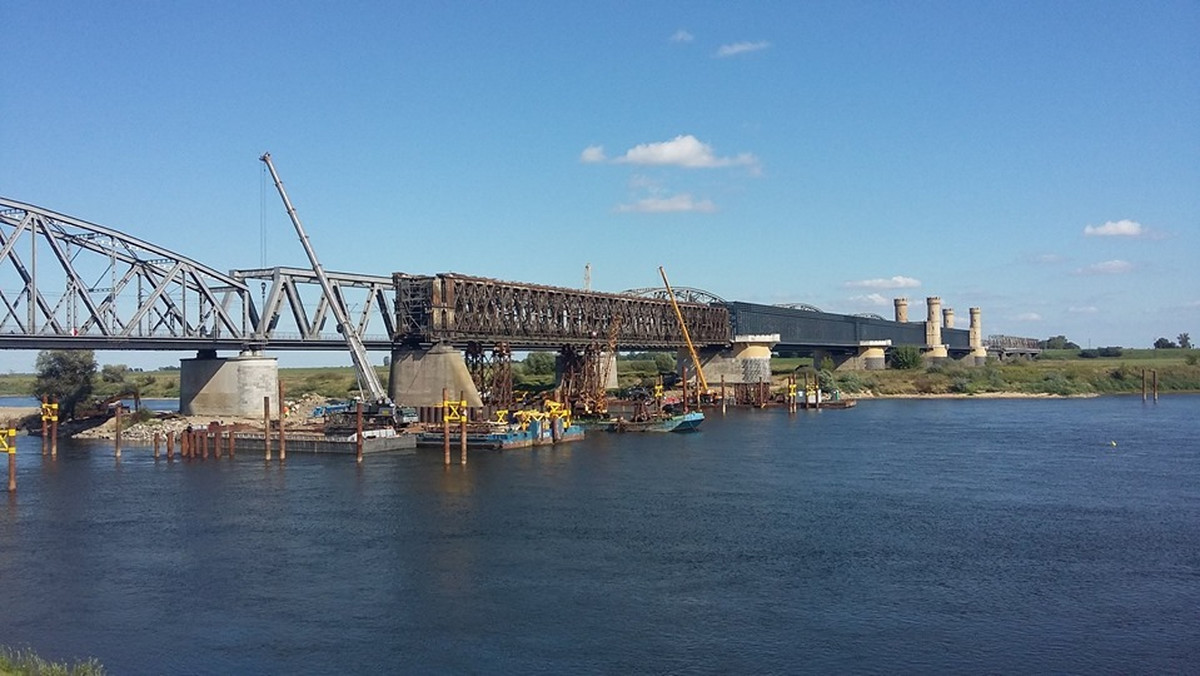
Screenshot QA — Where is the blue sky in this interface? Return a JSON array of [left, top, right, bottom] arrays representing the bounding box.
[[2, 1, 1197, 370]]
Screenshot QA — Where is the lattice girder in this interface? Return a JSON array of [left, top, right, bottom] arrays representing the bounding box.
[[0, 197, 251, 345]]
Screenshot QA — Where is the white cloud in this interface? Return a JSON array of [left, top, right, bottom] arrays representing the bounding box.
[[1083, 219, 1145, 237], [1075, 259, 1134, 275], [1013, 312, 1043, 322], [1184, 300, 1200, 309], [613, 134, 758, 170], [844, 275, 921, 289], [580, 145, 607, 163], [670, 29, 694, 43], [615, 193, 717, 213], [716, 40, 771, 57], [849, 293, 890, 307], [1068, 306, 1098, 314]]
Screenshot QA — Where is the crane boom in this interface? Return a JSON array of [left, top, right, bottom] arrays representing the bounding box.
[[259, 152, 389, 402], [658, 266, 710, 395]]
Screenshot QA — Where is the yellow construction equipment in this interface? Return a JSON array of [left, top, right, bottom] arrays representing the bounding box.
[[658, 266, 710, 395]]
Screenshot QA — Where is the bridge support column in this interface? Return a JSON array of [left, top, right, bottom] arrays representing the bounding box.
[[852, 340, 890, 371], [388, 343, 482, 408], [962, 306, 987, 366], [924, 296, 948, 363], [179, 350, 278, 417], [812, 348, 856, 371], [692, 334, 779, 384], [602, 352, 619, 390]]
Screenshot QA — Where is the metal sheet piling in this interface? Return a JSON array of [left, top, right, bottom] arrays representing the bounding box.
[[41, 395, 48, 456], [209, 423, 220, 459], [442, 388, 450, 466], [49, 399, 58, 458], [6, 430, 16, 493], [356, 401, 364, 464], [114, 404, 122, 458], [167, 431, 175, 460], [459, 391, 467, 466], [263, 396, 272, 461], [278, 381, 287, 461]]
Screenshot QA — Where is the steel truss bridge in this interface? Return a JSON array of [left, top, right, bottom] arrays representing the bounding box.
[[396, 274, 729, 351], [0, 198, 727, 354]]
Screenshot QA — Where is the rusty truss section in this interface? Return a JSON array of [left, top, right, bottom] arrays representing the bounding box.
[[464, 341, 514, 408], [395, 273, 730, 350]]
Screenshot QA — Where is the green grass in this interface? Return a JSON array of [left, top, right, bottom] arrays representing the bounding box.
[[0, 645, 104, 676], [1, 350, 1196, 400]]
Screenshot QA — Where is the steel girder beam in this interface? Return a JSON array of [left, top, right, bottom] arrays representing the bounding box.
[[231, 267, 396, 345], [395, 273, 730, 350], [0, 197, 254, 348]]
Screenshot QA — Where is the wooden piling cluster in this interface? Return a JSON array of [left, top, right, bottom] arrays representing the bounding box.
[[1141, 369, 1159, 402]]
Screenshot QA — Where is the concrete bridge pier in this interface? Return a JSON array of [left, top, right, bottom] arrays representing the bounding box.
[[923, 296, 949, 363], [810, 347, 853, 371], [388, 343, 482, 407], [691, 334, 779, 385], [854, 340, 891, 370], [963, 306, 987, 365], [179, 349, 278, 417]]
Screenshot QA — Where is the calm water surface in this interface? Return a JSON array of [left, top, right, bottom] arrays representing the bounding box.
[[1, 396, 1197, 674]]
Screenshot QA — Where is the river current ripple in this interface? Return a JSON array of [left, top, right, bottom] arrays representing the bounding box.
[[1, 395, 1197, 674]]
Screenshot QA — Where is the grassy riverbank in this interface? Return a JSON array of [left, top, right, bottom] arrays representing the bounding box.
[[0, 350, 1196, 400], [0, 646, 104, 676], [776, 349, 1200, 396]]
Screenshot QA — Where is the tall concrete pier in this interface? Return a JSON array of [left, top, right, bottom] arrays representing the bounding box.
[[693, 334, 779, 384], [894, 297, 909, 323], [388, 343, 482, 407], [967, 307, 987, 365], [924, 297, 948, 360], [179, 350, 278, 417]]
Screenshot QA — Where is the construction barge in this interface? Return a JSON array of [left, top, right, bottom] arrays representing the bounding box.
[[415, 401, 585, 450]]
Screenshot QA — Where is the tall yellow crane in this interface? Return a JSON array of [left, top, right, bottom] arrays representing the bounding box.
[[658, 266, 710, 395]]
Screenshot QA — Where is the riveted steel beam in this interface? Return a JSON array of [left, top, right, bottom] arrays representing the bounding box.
[[395, 273, 730, 350]]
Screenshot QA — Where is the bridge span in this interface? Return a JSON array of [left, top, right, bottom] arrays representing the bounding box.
[[2, 195, 1002, 414]]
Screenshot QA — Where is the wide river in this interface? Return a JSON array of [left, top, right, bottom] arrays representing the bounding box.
[[1, 396, 1196, 674]]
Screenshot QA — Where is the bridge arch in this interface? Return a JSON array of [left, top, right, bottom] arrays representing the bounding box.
[[621, 286, 727, 305], [773, 302, 823, 313]]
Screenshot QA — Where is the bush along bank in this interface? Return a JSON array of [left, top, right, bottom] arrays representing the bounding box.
[[788, 359, 1200, 397]]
